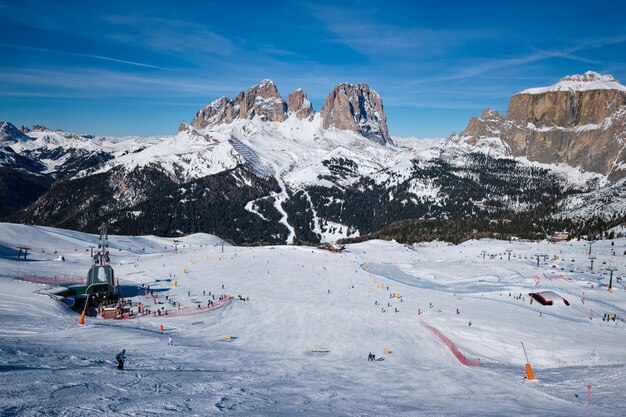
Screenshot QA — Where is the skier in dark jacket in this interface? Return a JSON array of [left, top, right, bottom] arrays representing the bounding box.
[[116, 349, 126, 370]]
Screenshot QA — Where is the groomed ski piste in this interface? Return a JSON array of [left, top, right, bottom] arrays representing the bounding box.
[[1, 223, 625, 416]]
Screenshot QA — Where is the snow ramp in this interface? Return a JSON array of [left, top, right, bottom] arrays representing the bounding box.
[[420, 320, 480, 367]]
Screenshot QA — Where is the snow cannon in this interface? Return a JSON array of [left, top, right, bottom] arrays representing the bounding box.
[[521, 342, 535, 381]]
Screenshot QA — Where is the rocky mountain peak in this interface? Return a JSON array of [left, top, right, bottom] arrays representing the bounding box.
[[561, 71, 615, 83], [31, 124, 50, 132], [0, 121, 32, 142], [191, 80, 287, 129], [191, 96, 237, 129], [236, 79, 287, 122], [286, 89, 314, 120], [520, 71, 626, 94], [448, 71, 626, 180], [320, 83, 392, 145], [190, 80, 392, 145]]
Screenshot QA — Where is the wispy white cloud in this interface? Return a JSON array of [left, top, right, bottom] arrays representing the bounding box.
[[101, 13, 236, 57], [0, 67, 244, 98], [0, 43, 170, 70], [308, 5, 495, 60], [408, 34, 626, 88]]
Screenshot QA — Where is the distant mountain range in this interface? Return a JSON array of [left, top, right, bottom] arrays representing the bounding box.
[[2, 73, 625, 244]]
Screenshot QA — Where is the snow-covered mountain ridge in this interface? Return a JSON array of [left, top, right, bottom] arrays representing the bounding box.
[[521, 71, 626, 94], [2, 75, 622, 244]]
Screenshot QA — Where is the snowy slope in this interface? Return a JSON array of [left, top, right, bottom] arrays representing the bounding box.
[[555, 177, 626, 221], [1, 223, 625, 416], [521, 71, 626, 94]]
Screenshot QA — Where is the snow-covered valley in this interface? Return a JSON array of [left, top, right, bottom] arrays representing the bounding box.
[[1, 223, 625, 416]]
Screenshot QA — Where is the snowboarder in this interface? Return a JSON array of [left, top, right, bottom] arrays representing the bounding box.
[[468, 321, 472, 327], [116, 349, 126, 370]]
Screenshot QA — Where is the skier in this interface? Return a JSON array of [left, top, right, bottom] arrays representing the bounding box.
[[368, 352, 373, 362], [168, 335, 173, 345], [115, 349, 126, 370]]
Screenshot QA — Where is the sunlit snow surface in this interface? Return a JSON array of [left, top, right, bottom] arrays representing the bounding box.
[[1, 223, 625, 416]]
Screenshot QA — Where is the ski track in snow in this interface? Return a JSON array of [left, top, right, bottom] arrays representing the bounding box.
[[1, 225, 625, 416]]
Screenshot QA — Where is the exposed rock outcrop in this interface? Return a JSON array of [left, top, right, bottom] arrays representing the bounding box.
[[190, 80, 392, 145], [448, 71, 626, 180], [320, 83, 392, 145], [191, 80, 287, 128], [286, 89, 314, 120]]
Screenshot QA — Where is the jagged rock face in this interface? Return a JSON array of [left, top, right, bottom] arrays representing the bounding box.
[[320, 83, 392, 145], [286, 89, 314, 120], [449, 72, 626, 180], [191, 80, 287, 128], [459, 109, 504, 145], [0, 121, 31, 142], [239, 79, 287, 122], [31, 124, 50, 132], [191, 96, 238, 128], [190, 80, 392, 146]]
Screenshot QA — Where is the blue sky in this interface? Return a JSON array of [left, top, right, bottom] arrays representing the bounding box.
[[1, 0, 626, 137]]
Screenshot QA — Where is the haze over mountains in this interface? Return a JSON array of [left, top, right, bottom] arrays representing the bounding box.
[[1, 72, 625, 244]]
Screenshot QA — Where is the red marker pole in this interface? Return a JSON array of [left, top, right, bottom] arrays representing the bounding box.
[[587, 385, 592, 405]]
